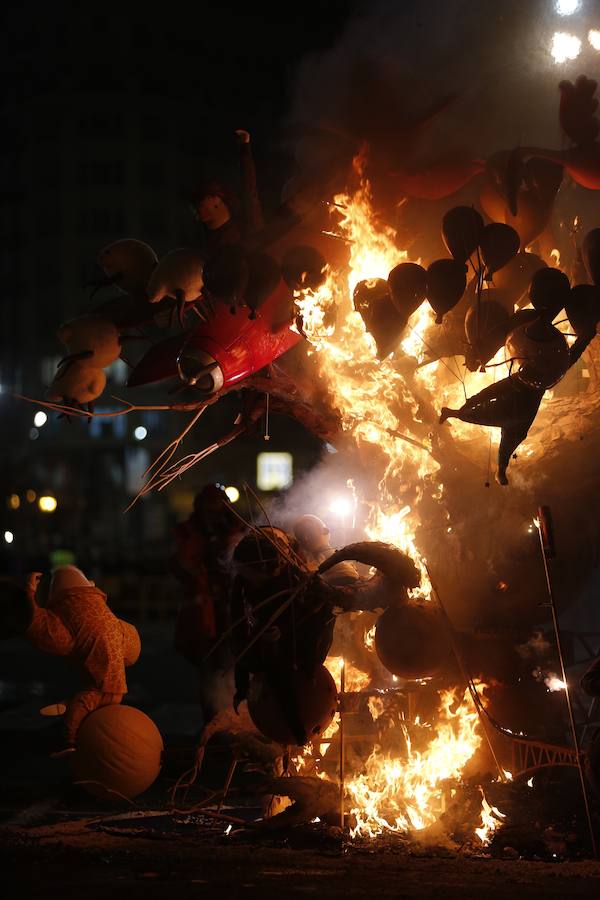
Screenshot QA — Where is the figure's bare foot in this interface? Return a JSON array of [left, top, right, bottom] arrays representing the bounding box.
[[439, 407, 454, 424], [495, 467, 509, 486]]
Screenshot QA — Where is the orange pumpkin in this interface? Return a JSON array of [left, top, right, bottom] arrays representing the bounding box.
[[247, 665, 337, 746], [375, 605, 447, 679], [72, 705, 163, 800]]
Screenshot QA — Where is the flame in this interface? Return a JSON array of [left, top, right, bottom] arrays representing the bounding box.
[[368, 695, 386, 722], [474, 788, 506, 845], [327, 655, 371, 693], [347, 687, 484, 837], [364, 624, 376, 650], [294, 163, 508, 839]]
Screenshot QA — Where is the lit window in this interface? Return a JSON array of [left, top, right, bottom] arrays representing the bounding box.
[[256, 452, 293, 491]]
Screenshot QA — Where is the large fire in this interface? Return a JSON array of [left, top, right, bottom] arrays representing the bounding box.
[[347, 686, 483, 838], [295, 159, 507, 841]]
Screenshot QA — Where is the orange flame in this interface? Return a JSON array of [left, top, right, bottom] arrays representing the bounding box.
[[294, 164, 506, 838], [348, 687, 483, 837], [475, 787, 506, 844]]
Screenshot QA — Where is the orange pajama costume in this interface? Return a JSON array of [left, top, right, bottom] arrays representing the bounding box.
[[26, 566, 141, 744]]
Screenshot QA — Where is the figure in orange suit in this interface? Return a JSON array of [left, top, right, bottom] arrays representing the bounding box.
[[25, 566, 140, 750]]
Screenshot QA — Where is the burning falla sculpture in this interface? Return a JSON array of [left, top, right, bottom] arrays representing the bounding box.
[[230, 528, 422, 747], [19, 75, 600, 844], [24, 76, 600, 491]]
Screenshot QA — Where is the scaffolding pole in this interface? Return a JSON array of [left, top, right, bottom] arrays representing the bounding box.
[[535, 506, 598, 859]]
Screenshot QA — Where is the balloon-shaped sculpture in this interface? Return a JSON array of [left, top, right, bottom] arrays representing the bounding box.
[[72, 705, 163, 800], [57, 315, 122, 369], [492, 251, 547, 308], [97, 239, 158, 296], [464, 300, 510, 371], [506, 308, 540, 333], [566, 283, 600, 336], [247, 664, 337, 746], [426, 259, 467, 324], [353, 278, 407, 358], [47, 362, 106, 407], [529, 267, 570, 320], [387, 262, 427, 321], [441, 206, 484, 263], [374, 605, 447, 679], [281, 245, 327, 292], [147, 248, 204, 323], [582, 228, 600, 286], [479, 223, 520, 280], [505, 319, 570, 390]]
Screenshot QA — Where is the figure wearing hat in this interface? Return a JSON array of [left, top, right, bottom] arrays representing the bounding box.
[[24, 566, 140, 751], [190, 130, 264, 257]]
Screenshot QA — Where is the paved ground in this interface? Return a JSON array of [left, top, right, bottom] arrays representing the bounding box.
[[4, 818, 600, 900], [3, 623, 600, 898]]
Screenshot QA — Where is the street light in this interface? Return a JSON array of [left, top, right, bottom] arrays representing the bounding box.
[[555, 0, 580, 15], [4, 531, 14, 544], [329, 496, 352, 518], [38, 495, 58, 513]]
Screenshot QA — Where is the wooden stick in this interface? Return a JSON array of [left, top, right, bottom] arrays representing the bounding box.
[[217, 754, 239, 813], [339, 658, 345, 831]]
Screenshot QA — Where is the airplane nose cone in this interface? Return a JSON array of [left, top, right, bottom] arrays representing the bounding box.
[[176, 348, 224, 395]]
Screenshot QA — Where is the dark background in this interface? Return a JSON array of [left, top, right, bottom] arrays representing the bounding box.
[[0, 1, 362, 584]]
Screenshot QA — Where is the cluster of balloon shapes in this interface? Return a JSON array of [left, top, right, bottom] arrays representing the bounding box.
[[44, 237, 326, 408], [354, 207, 600, 393]]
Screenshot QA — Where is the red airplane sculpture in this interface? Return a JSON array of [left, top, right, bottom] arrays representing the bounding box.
[[127, 278, 302, 396]]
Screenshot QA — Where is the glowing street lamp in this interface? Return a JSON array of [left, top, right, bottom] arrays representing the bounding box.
[[4, 531, 14, 544], [555, 0, 580, 15], [38, 495, 58, 513], [329, 496, 352, 518], [33, 411, 48, 428], [551, 31, 582, 63], [224, 486, 240, 503]]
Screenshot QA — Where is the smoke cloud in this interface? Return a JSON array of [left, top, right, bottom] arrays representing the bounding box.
[[289, 0, 600, 166]]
